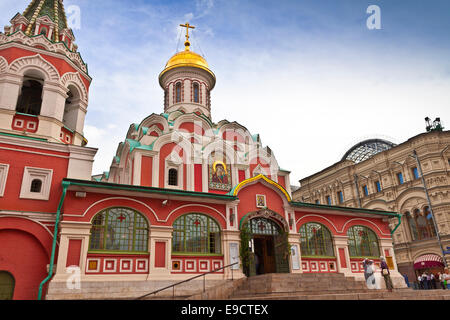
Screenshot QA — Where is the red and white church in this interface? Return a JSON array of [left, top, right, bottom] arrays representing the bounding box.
[[0, 1, 406, 300]]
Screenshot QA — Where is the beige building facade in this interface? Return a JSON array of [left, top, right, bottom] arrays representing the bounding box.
[[293, 130, 450, 281]]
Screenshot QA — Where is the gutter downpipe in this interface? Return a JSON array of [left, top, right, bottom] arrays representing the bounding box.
[[391, 214, 402, 236], [37, 180, 70, 300]]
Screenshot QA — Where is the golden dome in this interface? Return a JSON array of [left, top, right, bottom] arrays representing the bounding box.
[[159, 46, 215, 80]]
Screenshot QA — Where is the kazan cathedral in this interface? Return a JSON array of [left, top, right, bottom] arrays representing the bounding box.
[[0, 1, 406, 300]]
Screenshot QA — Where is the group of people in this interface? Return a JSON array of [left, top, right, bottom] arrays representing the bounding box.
[[363, 256, 394, 291], [414, 269, 450, 290]]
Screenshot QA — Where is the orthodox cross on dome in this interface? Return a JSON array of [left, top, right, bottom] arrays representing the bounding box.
[[180, 22, 195, 50]]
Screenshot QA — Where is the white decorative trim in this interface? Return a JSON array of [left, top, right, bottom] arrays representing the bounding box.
[[165, 204, 227, 223], [9, 54, 60, 82], [198, 260, 210, 272], [119, 259, 133, 273], [60, 72, 89, 104], [103, 259, 117, 272], [0, 164, 10, 197], [185, 259, 197, 272], [86, 258, 101, 273], [19, 166, 53, 200], [0, 56, 8, 74], [136, 259, 148, 272], [64, 197, 159, 221], [341, 218, 391, 236], [295, 214, 339, 233]]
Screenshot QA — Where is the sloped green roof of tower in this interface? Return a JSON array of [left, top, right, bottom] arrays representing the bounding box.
[[24, 0, 68, 30]]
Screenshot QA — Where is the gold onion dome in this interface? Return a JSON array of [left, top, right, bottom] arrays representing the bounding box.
[[159, 42, 215, 79], [159, 23, 215, 85]]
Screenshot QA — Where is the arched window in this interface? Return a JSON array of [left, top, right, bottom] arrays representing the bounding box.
[[63, 85, 81, 131], [193, 83, 199, 103], [299, 223, 334, 257], [175, 82, 182, 103], [423, 206, 437, 237], [406, 211, 418, 241], [168, 168, 178, 186], [172, 213, 221, 254], [89, 208, 149, 252], [16, 79, 43, 115], [249, 217, 281, 235], [39, 27, 48, 36], [347, 225, 380, 258], [30, 179, 42, 193]]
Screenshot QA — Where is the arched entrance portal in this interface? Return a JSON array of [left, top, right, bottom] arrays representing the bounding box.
[[0, 271, 15, 300], [241, 209, 290, 276]]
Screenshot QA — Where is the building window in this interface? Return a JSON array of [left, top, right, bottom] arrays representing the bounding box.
[[172, 213, 221, 254], [39, 27, 48, 36], [168, 168, 178, 186], [299, 223, 334, 257], [397, 172, 404, 185], [337, 191, 344, 204], [175, 82, 182, 103], [362, 185, 369, 197], [16, 79, 43, 116], [19, 166, 53, 200], [412, 167, 419, 180], [347, 225, 380, 258], [409, 207, 437, 241], [30, 179, 42, 193], [0, 164, 9, 197], [326, 195, 332, 205], [406, 211, 418, 241], [315, 199, 320, 204], [375, 180, 381, 193], [89, 208, 149, 252], [193, 83, 199, 103]]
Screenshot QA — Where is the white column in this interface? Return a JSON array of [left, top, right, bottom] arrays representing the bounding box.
[[0, 74, 22, 110], [148, 225, 173, 280]]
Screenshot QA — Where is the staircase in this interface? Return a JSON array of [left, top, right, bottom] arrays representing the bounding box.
[[224, 273, 450, 300]]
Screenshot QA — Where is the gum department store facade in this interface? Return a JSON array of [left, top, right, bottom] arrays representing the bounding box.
[[0, 0, 409, 300], [293, 131, 450, 281]]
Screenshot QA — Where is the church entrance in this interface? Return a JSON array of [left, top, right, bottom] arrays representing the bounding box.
[[248, 217, 290, 276], [0, 271, 15, 300]]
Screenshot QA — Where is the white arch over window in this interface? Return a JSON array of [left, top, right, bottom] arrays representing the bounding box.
[[8, 54, 60, 82], [60, 72, 88, 104], [0, 56, 8, 74]]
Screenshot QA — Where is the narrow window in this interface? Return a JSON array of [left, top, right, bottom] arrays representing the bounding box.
[[175, 82, 182, 103], [375, 180, 381, 192], [337, 191, 344, 204], [193, 83, 199, 103], [412, 167, 419, 180], [326, 195, 332, 205], [168, 168, 178, 186], [362, 185, 369, 197], [40, 27, 48, 36], [16, 79, 43, 116], [397, 172, 404, 185], [30, 179, 42, 193], [315, 199, 320, 205]]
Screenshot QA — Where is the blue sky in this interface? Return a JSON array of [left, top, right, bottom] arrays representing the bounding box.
[[1, 0, 450, 184]]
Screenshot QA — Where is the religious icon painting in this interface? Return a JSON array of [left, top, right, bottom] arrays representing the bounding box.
[[209, 159, 232, 191], [256, 194, 266, 208]]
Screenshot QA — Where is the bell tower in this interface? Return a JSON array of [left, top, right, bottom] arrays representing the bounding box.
[[0, 0, 91, 146], [159, 23, 216, 119]]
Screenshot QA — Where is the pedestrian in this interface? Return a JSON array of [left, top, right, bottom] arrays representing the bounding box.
[[431, 273, 436, 289], [417, 274, 423, 289], [422, 272, 428, 289], [402, 273, 409, 287], [380, 256, 393, 292], [426, 272, 432, 290], [444, 268, 450, 290], [438, 272, 445, 290]]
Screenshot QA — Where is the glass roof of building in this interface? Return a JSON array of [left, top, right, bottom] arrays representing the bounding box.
[[342, 139, 396, 163]]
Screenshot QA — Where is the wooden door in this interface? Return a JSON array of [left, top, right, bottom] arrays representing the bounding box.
[[0, 271, 15, 300]]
